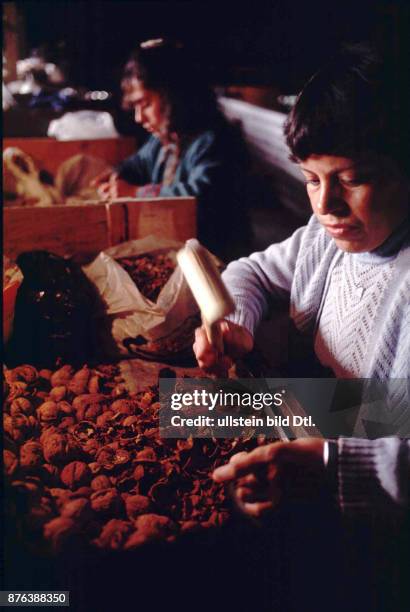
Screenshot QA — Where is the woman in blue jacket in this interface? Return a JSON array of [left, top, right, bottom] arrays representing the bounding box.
[[95, 39, 250, 260]]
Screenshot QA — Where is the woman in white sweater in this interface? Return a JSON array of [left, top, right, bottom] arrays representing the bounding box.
[[193, 45, 410, 517]]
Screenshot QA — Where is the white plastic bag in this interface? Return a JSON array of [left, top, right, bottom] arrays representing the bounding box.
[[83, 236, 199, 358], [47, 110, 119, 141]]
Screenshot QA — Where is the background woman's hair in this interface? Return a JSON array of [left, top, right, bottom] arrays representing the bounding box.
[[284, 43, 409, 176], [121, 39, 220, 137]]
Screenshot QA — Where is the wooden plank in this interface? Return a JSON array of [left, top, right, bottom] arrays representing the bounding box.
[[3, 197, 197, 260], [3, 204, 109, 260], [3, 137, 136, 174], [123, 197, 197, 243]]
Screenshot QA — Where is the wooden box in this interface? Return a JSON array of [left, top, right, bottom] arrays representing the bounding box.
[[3, 136, 137, 174]]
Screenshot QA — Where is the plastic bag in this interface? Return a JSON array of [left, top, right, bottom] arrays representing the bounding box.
[[3, 147, 60, 206], [55, 154, 112, 202], [83, 236, 200, 360], [47, 110, 119, 141], [6, 251, 103, 368]]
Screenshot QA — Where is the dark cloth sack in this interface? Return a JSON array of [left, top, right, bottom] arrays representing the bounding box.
[[6, 251, 101, 368]]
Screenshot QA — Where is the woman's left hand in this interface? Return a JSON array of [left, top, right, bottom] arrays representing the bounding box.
[[213, 438, 325, 517]]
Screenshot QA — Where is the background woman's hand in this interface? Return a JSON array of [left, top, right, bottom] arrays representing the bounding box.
[[193, 320, 254, 373], [91, 170, 136, 200], [213, 438, 325, 517]]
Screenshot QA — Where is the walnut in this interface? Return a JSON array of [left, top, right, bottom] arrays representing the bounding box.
[[6, 413, 31, 443], [135, 447, 157, 462], [60, 461, 91, 489], [133, 465, 145, 481], [11, 479, 42, 504], [68, 366, 91, 395], [72, 394, 106, 412], [10, 397, 34, 416], [48, 488, 71, 509], [180, 520, 201, 534], [110, 399, 140, 415], [125, 494, 152, 520], [39, 369, 53, 381], [49, 386, 67, 402], [40, 426, 59, 445], [93, 519, 133, 550], [57, 401, 73, 415], [81, 404, 102, 421], [90, 488, 123, 515], [91, 475, 111, 491], [37, 401, 60, 424], [81, 438, 100, 459], [7, 381, 28, 401], [26, 499, 56, 530], [88, 375, 102, 394], [3, 414, 14, 437], [20, 441, 43, 471], [4, 449, 19, 477], [58, 416, 76, 430], [40, 463, 60, 486], [50, 365, 74, 388], [61, 498, 92, 522], [43, 517, 78, 551], [70, 486, 92, 499], [125, 514, 177, 548], [122, 416, 139, 427], [42, 433, 66, 464], [5, 365, 38, 384], [96, 411, 114, 427]]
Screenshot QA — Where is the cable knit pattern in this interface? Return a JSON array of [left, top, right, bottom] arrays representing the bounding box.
[[314, 256, 395, 378], [223, 214, 410, 514]]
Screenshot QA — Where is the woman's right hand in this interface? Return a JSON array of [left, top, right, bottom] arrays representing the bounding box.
[[193, 320, 254, 373], [90, 169, 119, 199]]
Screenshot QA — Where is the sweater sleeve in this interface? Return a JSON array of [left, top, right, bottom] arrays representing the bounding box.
[[221, 225, 307, 336], [337, 437, 410, 515], [116, 137, 158, 185]]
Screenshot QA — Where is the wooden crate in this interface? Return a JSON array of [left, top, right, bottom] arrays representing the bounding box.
[[3, 197, 197, 260], [3, 136, 136, 174]]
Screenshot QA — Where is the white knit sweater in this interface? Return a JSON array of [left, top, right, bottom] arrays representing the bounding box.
[[223, 214, 410, 514]]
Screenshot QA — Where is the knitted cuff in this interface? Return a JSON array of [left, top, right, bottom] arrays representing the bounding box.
[[337, 437, 405, 515]]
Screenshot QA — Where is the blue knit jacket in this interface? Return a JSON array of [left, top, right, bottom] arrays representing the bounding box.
[[117, 125, 250, 259]]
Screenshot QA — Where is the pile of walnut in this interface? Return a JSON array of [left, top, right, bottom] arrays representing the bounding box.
[[3, 364, 255, 553], [116, 254, 175, 302]]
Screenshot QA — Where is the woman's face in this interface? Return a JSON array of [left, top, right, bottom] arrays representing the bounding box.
[[126, 79, 167, 139], [300, 154, 408, 252]]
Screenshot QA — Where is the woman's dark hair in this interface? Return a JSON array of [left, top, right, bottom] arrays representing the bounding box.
[[285, 44, 408, 174], [122, 39, 220, 136]]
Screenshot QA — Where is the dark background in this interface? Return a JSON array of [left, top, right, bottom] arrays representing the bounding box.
[[14, 0, 410, 93]]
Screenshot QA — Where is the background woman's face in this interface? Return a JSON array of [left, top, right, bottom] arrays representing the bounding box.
[[300, 154, 408, 252], [126, 79, 166, 138]]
